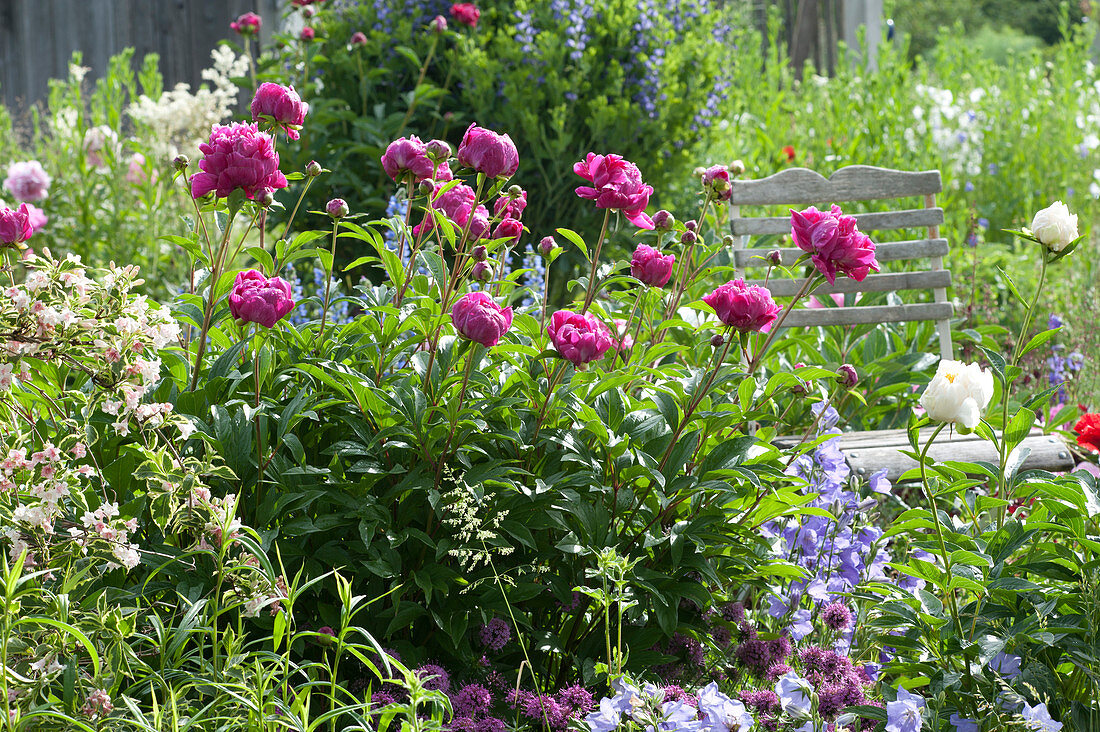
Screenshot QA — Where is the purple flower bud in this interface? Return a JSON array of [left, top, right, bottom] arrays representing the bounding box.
[[229, 269, 295, 328], [305, 160, 322, 177], [471, 261, 492, 282], [418, 178, 436, 196], [381, 136, 435, 183], [326, 198, 348, 219], [452, 292, 512, 346], [652, 209, 675, 231], [710, 333, 725, 347], [539, 236, 555, 256], [472, 245, 488, 261], [702, 165, 732, 202], [685, 219, 698, 232], [680, 230, 697, 245], [767, 249, 782, 266], [457, 124, 519, 179], [425, 139, 452, 162], [838, 363, 858, 388], [431, 14, 448, 33], [256, 188, 275, 208], [173, 154, 190, 171], [630, 243, 675, 287], [350, 31, 368, 46]]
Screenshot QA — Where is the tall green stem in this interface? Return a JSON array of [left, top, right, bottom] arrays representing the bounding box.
[[318, 217, 341, 345], [190, 212, 237, 391], [580, 209, 613, 314]]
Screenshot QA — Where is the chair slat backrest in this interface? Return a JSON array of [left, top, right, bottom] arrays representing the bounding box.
[[729, 165, 954, 360]]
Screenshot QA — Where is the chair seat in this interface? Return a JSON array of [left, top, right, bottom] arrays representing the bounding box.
[[838, 428, 1074, 483]]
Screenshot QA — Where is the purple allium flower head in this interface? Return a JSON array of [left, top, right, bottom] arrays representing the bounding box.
[[740, 689, 779, 715], [451, 684, 492, 717], [721, 601, 745, 623], [416, 663, 450, 693], [557, 684, 595, 714], [822, 601, 852, 631], [479, 617, 511, 651]]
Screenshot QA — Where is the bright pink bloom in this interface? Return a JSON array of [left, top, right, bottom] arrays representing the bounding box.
[[573, 153, 654, 229], [415, 181, 489, 238], [23, 204, 47, 235], [703, 279, 780, 332], [230, 12, 261, 35], [3, 161, 51, 202], [491, 217, 523, 246], [468, 207, 491, 240], [452, 292, 512, 347], [450, 3, 480, 27], [250, 83, 309, 141], [611, 319, 634, 352], [190, 122, 288, 200], [0, 204, 35, 245], [630, 243, 674, 287], [456, 124, 519, 179], [228, 270, 294, 328], [434, 161, 454, 182], [547, 310, 612, 366], [381, 136, 435, 183], [702, 164, 731, 202], [493, 189, 527, 220], [790, 205, 879, 284], [300, 27, 315, 41]]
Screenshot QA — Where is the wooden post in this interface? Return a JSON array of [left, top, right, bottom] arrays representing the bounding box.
[[789, 0, 820, 78], [841, 0, 883, 70]]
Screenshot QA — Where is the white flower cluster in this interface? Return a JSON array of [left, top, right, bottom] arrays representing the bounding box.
[[127, 46, 250, 158], [2, 252, 181, 436], [905, 84, 988, 182]]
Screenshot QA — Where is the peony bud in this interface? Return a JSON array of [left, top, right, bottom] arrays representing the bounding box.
[[305, 160, 322, 177], [431, 15, 448, 33], [837, 363, 858, 388], [471, 261, 492, 282], [229, 270, 294, 328], [418, 178, 436, 196], [652, 210, 674, 231], [630, 243, 675, 287], [326, 198, 349, 219], [456, 124, 519, 179], [680, 230, 697, 245], [250, 82, 309, 141], [730, 159, 746, 175], [173, 154, 190, 171], [472, 244, 488, 261], [722, 235, 735, 247], [256, 188, 275, 208], [767, 249, 782, 266], [1030, 201, 1078, 253], [710, 333, 724, 347], [539, 236, 555, 256], [452, 291, 512, 346], [693, 166, 706, 178], [350, 31, 368, 46], [426, 139, 452, 161], [300, 26, 315, 41], [547, 310, 612, 366], [685, 219, 698, 232]]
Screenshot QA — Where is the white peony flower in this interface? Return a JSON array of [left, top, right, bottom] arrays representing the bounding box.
[[919, 360, 995, 429], [1030, 201, 1078, 252]]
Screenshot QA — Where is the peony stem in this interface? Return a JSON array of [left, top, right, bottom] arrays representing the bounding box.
[[579, 208, 613, 315], [610, 286, 646, 369], [317, 216, 341, 346], [190, 212, 237, 391], [746, 272, 821, 378], [658, 330, 735, 471], [278, 175, 316, 251]]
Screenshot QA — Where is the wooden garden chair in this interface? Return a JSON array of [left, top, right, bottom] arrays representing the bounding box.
[[729, 165, 1074, 482]]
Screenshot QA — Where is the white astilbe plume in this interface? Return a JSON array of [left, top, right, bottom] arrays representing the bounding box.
[[127, 46, 249, 158], [440, 471, 513, 572]]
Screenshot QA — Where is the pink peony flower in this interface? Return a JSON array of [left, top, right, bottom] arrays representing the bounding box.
[[450, 3, 480, 27], [415, 181, 490, 239], [456, 124, 519, 179], [703, 279, 780, 332], [702, 164, 732, 202], [3, 161, 51, 202], [230, 12, 262, 35], [452, 292, 513, 347], [300, 26, 315, 41], [491, 217, 523, 246], [468, 207, 491, 240], [23, 204, 47, 235], [381, 136, 435, 183], [789, 205, 879, 284], [630, 243, 675, 287], [611, 318, 634, 352], [228, 270, 294, 328], [250, 83, 309, 141], [190, 122, 288, 200], [573, 153, 654, 229], [547, 310, 612, 366], [493, 189, 527, 220], [0, 204, 35, 245]]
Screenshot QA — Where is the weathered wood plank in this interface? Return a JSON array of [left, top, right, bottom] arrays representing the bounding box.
[[775, 302, 953, 328], [843, 432, 1074, 483], [731, 207, 945, 236], [734, 239, 950, 268], [730, 166, 942, 206], [747, 270, 951, 297]]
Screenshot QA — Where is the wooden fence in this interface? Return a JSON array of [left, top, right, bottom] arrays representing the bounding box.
[[0, 0, 282, 113]]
